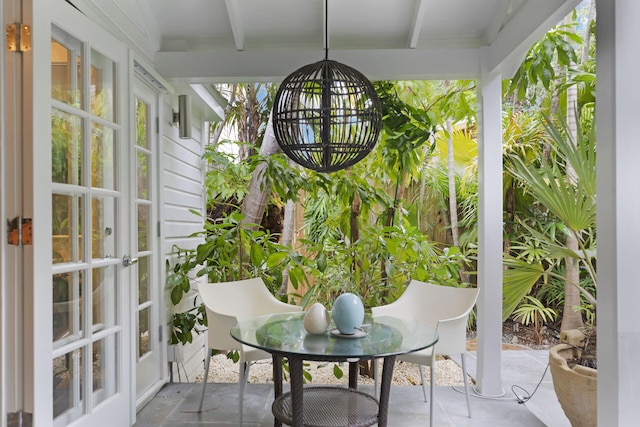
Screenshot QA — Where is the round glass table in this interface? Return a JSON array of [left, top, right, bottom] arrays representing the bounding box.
[[231, 312, 438, 427]]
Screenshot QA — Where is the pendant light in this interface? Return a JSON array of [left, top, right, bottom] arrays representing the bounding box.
[[272, 0, 382, 173]]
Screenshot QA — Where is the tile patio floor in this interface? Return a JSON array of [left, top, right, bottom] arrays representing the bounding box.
[[134, 349, 571, 427]]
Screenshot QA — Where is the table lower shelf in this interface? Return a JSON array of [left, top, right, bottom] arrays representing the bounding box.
[[272, 386, 379, 427]]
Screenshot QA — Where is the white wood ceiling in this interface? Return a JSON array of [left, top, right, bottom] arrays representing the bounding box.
[[70, 0, 581, 82]]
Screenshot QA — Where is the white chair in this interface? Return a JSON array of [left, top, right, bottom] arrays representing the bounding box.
[[196, 278, 302, 425], [371, 280, 479, 427]]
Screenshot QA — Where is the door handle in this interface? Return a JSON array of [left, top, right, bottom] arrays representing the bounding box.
[[123, 255, 139, 267]]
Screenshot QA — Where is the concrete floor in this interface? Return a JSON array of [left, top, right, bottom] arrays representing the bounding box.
[[134, 350, 571, 427]]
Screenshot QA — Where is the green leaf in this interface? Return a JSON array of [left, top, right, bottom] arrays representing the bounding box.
[[171, 284, 184, 305], [166, 272, 183, 288], [250, 243, 264, 266], [513, 296, 557, 326], [333, 364, 343, 379], [517, 81, 527, 101], [316, 253, 328, 272], [291, 267, 309, 291], [502, 257, 546, 321], [181, 276, 191, 293], [303, 370, 313, 383], [540, 67, 553, 89], [196, 240, 217, 264], [266, 252, 288, 268], [299, 284, 320, 308], [556, 48, 570, 66], [227, 350, 240, 363]]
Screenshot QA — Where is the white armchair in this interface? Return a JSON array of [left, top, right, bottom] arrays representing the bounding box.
[[196, 277, 302, 425], [371, 280, 479, 426]]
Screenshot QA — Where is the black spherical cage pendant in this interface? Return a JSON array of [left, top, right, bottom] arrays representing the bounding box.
[[272, 59, 382, 173]]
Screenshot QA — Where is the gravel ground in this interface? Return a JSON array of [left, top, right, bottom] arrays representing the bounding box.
[[195, 353, 467, 387]]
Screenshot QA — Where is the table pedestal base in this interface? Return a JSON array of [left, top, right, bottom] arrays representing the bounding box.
[[272, 387, 378, 427], [272, 355, 396, 427]]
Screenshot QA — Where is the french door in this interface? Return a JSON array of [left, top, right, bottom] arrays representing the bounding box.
[[132, 77, 164, 406], [49, 3, 131, 427]]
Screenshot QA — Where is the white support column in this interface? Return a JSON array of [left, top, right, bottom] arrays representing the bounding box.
[[474, 63, 504, 397], [596, 1, 640, 426]]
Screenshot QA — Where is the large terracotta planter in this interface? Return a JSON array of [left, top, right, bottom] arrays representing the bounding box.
[[549, 343, 597, 427]]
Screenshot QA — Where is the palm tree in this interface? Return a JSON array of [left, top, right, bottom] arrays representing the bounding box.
[[503, 113, 596, 327]]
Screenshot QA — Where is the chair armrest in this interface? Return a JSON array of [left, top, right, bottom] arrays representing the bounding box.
[[434, 314, 470, 355], [268, 299, 303, 314], [371, 299, 408, 318]]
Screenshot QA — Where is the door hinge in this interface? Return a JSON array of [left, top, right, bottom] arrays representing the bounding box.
[[7, 217, 32, 246], [6, 23, 31, 52], [156, 116, 160, 134], [157, 221, 161, 237], [159, 325, 163, 342], [8, 411, 33, 427]]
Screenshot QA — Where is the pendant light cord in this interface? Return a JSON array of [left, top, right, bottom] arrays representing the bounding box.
[[324, 0, 329, 60]]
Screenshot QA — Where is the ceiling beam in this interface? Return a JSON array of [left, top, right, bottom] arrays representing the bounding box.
[[154, 47, 482, 83], [483, 0, 516, 44], [190, 84, 227, 120], [224, 0, 245, 51], [408, 0, 428, 49], [487, 0, 581, 77]]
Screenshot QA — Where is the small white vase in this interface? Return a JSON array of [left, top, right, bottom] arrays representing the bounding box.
[[303, 303, 330, 334]]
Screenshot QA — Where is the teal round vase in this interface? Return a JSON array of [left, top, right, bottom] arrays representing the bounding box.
[[332, 293, 365, 335]]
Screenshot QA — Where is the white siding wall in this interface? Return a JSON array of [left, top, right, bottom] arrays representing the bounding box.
[[160, 94, 208, 382]]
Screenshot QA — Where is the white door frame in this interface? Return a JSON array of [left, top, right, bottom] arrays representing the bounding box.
[[2, 0, 29, 425]]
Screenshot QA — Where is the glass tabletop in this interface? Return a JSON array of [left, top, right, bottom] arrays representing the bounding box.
[[230, 312, 438, 360]]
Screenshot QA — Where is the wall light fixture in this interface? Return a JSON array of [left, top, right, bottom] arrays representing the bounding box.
[[172, 94, 192, 139]]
